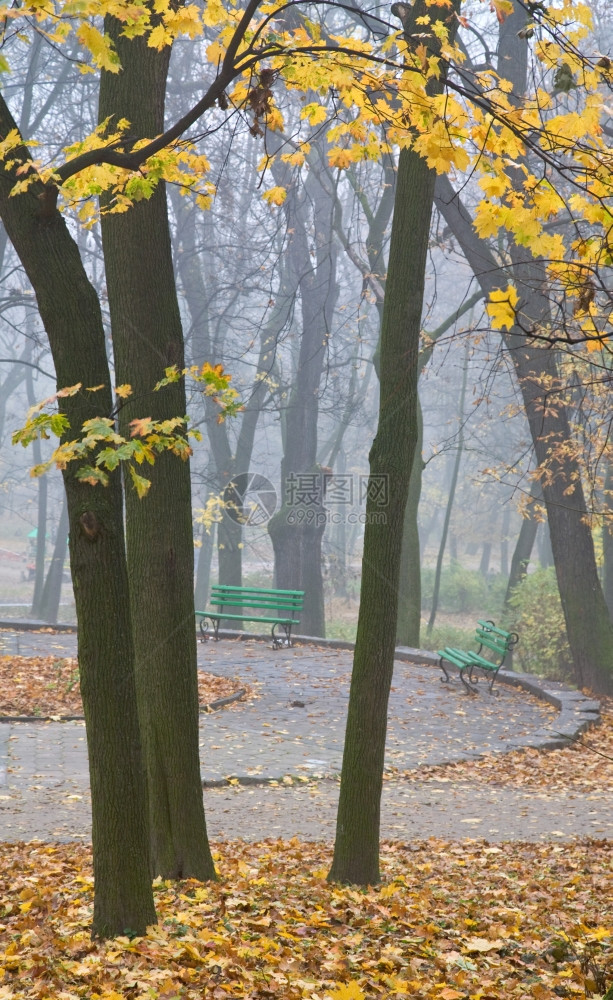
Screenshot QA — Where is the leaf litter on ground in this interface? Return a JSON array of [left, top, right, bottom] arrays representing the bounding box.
[[0, 837, 611, 999], [389, 698, 613, 794], [0, 656, 252, 718]]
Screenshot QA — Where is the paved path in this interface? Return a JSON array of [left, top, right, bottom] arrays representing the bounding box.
[[0, 630, 611, 843]]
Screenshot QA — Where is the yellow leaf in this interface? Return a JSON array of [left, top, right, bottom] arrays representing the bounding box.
[[491, 0, 514, 22], [262, 186, 287, 207], [180, 942, 205, 963], [115, 384, 132, 399], [585, 927, 612, 942], [415, 42, 428, 71], [328, 147, 353, 169], [486, 284, 519, 331], [327, 983, 365, 1000], [148, 22, 173, 49], [300, 102, 328, 125], [77, 24, 120, 72], [439, 989, 464, 1000]]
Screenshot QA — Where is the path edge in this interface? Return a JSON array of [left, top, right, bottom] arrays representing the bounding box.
[[0, 620, 601, 750]]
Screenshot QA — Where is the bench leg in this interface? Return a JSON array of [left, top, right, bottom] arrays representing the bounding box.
[[459, 665, 478, 695], [487, 669, 501, 695], [199, 616, 221, 641], [439, 657, 452, 684], [272, 623, 292, 649]]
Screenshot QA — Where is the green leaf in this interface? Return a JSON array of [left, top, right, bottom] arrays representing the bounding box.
[[75, 466, 109, 487]]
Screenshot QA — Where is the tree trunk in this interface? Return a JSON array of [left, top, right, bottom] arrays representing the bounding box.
[[537, 521, 554, 569], [39, 493, 69, 623], [328, 0, 459, 884], [502, 487, 540, 618], [426, 354, 468, 637], [174, 194, 294, 596], [396, 400, 424, 646], [328, 144, 432, 883], [500, 505, 511, 579], [0, 94, 155, 937], [268, 150, 340, 638], [603, 461, 613, 617], [479, 542, 492, 578], [99, 27, 216, 880]]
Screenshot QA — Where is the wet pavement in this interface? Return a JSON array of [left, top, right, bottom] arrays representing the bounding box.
[[0, 629, 610, 843]]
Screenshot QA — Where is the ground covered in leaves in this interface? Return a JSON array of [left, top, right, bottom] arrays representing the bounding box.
[[396, 699, 613, 793], [0, 838, 611, 999], [0, 656, 249, 718]]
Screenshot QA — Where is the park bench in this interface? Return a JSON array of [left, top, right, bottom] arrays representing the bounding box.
[[438, 619, 519, 694], [196, 584, 304, 648]]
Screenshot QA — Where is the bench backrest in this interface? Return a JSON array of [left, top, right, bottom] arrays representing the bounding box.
[[209, 585, 304, 617], [475, 620, 518, 661]]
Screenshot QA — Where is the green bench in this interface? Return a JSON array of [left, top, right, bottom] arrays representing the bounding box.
[[438, 619, 519, 694], [196, 585, 304, 648]]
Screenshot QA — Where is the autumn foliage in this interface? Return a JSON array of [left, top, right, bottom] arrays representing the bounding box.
[[0, 656, 249, 719], [0, 837, 611, 999]]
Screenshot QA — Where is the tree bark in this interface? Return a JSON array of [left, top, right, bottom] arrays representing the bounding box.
[[603, 461, 613, 617], [396, 402, 424, 645], [25, 362, 48, 617], [99, 26, 216, 880], [0, 95, 155, 937], [328, 0, 459, 885], [194, 518, 215, 612], [328, 144, 430, 883], [502, 478, 542, 619]]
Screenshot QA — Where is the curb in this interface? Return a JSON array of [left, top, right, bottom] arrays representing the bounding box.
[[0, 619, 77, 633], [0, 687, 247, 724]]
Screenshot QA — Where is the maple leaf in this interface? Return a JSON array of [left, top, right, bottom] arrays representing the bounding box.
[[301, 103, 328, 125], [328, 147, 353, 170], [486, 284, 519, 331], [129, 465, 152, 498], [327, 983, 365, 1000], [114, 383, 132, 398], [262, 186, 287, 207], [77, 23, 121, 72], [130, 416, 154, 437]]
